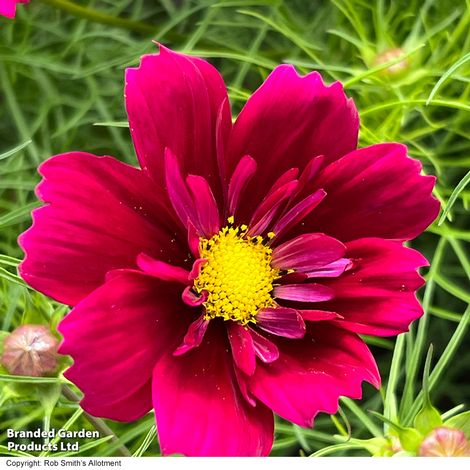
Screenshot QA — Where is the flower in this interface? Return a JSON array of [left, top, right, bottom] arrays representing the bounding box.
[[0, 0, 30, 19], [419, 427, 470, 457], [18, 45, 439, 456], [1, 324, 59, 376]]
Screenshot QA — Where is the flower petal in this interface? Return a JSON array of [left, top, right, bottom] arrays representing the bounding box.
[[0, 0, 16, 18], [305, 258, 352, 278], [228, 155, 257, 217], [164, 148, 198, 230], [228, 322, 256, 376], [174, 314, 210, 356], [274, 283, 334, 303], [58, 271, 190, 421], [249, 328, 279, 363], [322, 238, 429, 336], [186, 174, 220, 237], [80, 381, 153, 422], [137, 253, 189, 284], [247, 324, 380, 427], [125, 45, 231, 199], [227, 65, 358, 219], [247, 180, 298, 236], [272, 233, 345, 272], [301, 143, 440, 241], [256, 308, 306, 339], [270, 189, 326, 242], [299, 310, 342, 321], [152, 323, 274, 456], [181, 286, 208, 306], [19, 152, 181, 306]]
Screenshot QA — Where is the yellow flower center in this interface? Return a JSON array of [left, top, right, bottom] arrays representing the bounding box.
[[194, 222, 280, 325]]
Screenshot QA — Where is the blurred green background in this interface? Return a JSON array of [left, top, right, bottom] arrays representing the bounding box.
[[0, 0, 469, 457]]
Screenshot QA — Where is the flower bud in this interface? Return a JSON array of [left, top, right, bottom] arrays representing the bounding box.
[[375, 48, 408, 75], [1, 325, 59, 377], [419, 427, 470, 456]]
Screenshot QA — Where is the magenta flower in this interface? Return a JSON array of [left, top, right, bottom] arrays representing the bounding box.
[[0, 0, 29, 19], [19, 45, 439, 456]]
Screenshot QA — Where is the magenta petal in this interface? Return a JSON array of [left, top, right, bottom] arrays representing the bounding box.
[[0, 0, 28, 18], [302, 143, 440, 241], [187, 220, 200, 258], [257, 308, 306, 339], [272, 233, 345, 272], [278, 272, 308, 284], [80, 381, 153, 422], [247, 324, 380, 427], [137, 253, 189, 284], [152, 324, 274, 456], [267, 168, 299, 196], [249, 328, 280, 363], [233, 367, 257, 407], [305, 258, 352, 278], [181, 286, 207, 306], [18, 152, 181, 306], [274, 283, 334, 303], [216, 99, 232, 193], [125, 45, 231, 199], [58, 271, 190, 421], [271, 189, 326, 242], [228, 322, 256, 376], [227, 66, 358, 220], [174, 315, 210, 356], [323, 238, 429, 336], [186, 175, 220, 237], [228, 155, 257, 217], [299, 310, 342, 321], [164, 148, 197, 230], [0, 0, 16, 18], [247, 180, 298, 236], [188, 258, 207, 280], [293, 155, 325, 199]]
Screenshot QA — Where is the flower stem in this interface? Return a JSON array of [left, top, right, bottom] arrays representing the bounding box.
[[39, 0, 157, 35], [62, 385, 132, 457]]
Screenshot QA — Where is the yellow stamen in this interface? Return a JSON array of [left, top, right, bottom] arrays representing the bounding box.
[[194, 225, 280, 324]]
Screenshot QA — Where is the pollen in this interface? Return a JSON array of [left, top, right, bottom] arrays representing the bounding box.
[[194, 224, 280, 324]]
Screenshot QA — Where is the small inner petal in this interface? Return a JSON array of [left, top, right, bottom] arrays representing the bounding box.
[[194, 222, 280, 325]]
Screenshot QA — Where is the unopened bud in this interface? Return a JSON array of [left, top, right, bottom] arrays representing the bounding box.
[[375, 48, 408, 75], [419, 426, 470, 457], [1, 325, 59, 376]]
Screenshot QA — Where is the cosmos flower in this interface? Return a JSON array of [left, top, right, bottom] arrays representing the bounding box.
[[0, 0, 29, 19], [19, 45, 439, 456], [1, 324, 59, 376]]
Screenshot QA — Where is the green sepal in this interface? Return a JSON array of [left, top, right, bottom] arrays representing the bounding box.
[[445, 410, 470, 440], [369, 411, 423, 453], [414, 403, 443, 435], [414, 344, 443, 435]]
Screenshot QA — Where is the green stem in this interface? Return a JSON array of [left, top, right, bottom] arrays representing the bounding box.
[[39, 0, 157, 35], [62, 385, 131, 457], [340, 397, 382, 438], [403, 304, 470, 424], [399, 237, 446, 418]]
